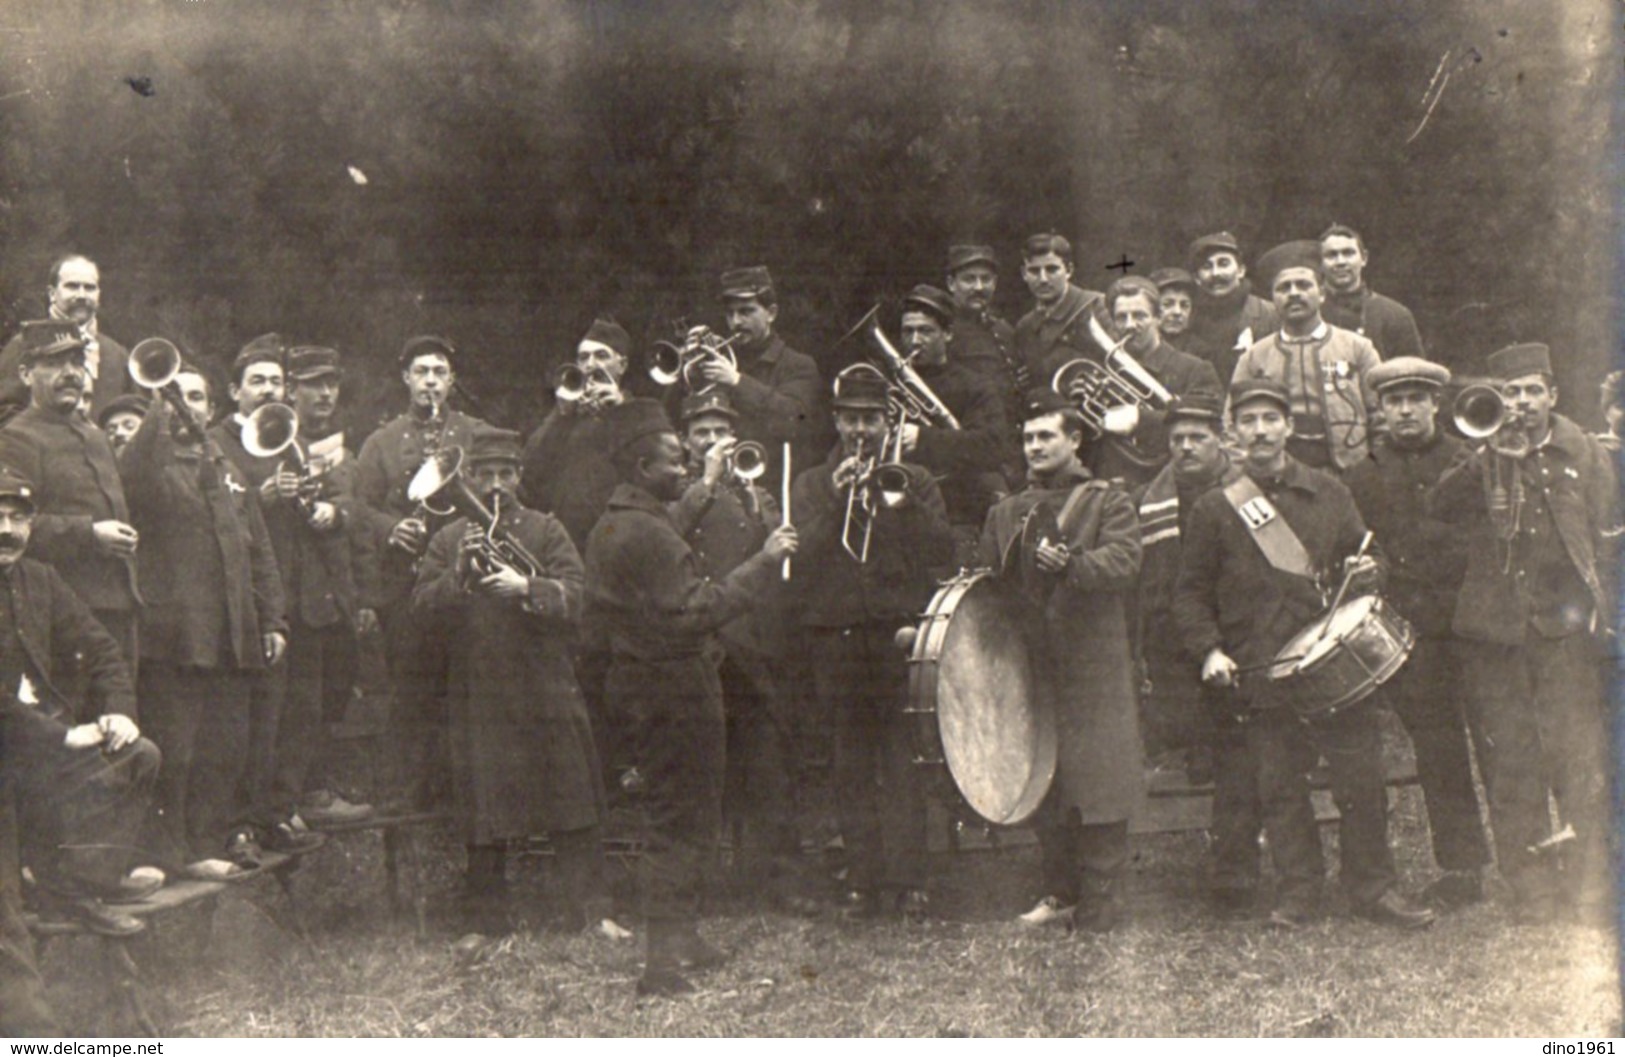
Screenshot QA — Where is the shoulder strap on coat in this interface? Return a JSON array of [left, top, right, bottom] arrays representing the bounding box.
[[1221, 475, 1315, 578]]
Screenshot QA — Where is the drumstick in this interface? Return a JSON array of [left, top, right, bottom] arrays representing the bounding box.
[[1310, 530, 1374, 645], [781, 442, 792, 582]]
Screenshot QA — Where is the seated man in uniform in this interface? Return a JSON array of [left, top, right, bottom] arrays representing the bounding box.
[[0, 465, 161, 936]]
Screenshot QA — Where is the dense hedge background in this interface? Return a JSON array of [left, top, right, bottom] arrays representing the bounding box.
[[0, 0, 1615, 435]]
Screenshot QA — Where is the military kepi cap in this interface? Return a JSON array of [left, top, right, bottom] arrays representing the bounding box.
[[17, 320, 87, 364], [1229, 377, 1293, 414], [718, 265, 774, 301], [902, 284, 955, 327], [1165, 389, 1226, 425], [0, 464, 36, 512], [399, 334, 456, 368], [831, 365, 890, 411], [287, 345, 342, 381], [604, 397, 675, 455], [1020, 387, 1073, 421], [1487, 343, 1553, 380], [467, 424, 522, 465], [1367, 357, 1450, 393], [947, 244, 998, 273], [232, 333, 286, 379], [680, 389, 738, 423]]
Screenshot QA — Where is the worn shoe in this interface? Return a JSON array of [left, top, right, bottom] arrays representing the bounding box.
[[99, 870, 165, 905], [1422, 871, 1484, 911], [225, 830, 264, 870], [301, 789, 375, 825], [1266, 895, 1321, 930], [1353, 889, 1436, 930], [183, 858, 245, 881], [44, 894, 146, 937], [1018, 895, 1077, 928], [1073, 897, 1120, 935], [265, 821, 328, 854], [897, 888, 932, 923]]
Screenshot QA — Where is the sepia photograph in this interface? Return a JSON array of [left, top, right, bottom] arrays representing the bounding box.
[[0, 0, 1618, 1038]]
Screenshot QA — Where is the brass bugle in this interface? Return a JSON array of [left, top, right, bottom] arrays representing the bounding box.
[[650, 328, 738, 393], [128, 337, 205, 442], [242, 402, 299, 459], [556, 363, 615, 403], [1452, 382, 1508, 440], [729, 440, 767, 483]]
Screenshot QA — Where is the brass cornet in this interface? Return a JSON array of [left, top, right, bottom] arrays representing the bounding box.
[[650, 327, 738, 394], [242, 402, 321, 518], [555, 363, 617, 405], [1453, 382, 1529, 457]]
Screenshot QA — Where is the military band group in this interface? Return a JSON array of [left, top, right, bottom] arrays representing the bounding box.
[[1, 225, 1619, 1021]]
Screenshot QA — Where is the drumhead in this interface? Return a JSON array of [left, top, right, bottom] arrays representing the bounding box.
[[931, 575, 1055, 825], [1272, 594, 1377, 677]]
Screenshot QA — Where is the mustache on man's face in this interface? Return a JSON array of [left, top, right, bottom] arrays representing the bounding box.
[[0, 533, 25, 551]]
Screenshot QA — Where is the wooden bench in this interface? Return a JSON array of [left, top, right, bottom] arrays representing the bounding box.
[[23, 851, 302, 1036]]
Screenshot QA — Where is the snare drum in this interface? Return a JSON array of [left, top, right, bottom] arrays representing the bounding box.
[[901, 570, 1055, 826], [1268, 594, 1415, 720]]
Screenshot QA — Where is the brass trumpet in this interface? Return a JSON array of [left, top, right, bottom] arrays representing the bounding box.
[[128, 337, 207, 443], [406, 445, 544, 579], [650, 326, 738, 394]]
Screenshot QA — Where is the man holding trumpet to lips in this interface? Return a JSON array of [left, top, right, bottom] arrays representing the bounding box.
[[669, 390, 807, 911]]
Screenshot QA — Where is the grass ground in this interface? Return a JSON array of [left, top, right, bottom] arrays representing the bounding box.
[[35, 774, 1621, 1038]]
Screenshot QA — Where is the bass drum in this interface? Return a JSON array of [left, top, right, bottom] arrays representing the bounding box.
[[902, 570, 1055, 826]]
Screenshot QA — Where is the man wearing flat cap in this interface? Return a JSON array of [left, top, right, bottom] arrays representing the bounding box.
[[1174, 378, 1435, 930], [1013, 233, 1109, 389], [0, 322, 141, 671], [1231, 241, 1383, 473], [95, 394, 149, 457], [0, 255, 131, 425], [354, 335, 487, 810], [668, 390, 807, 908], [584, 398, 798, 995], [1131, 390, 1262, 912], [1181, 231, 1279, 387], [981, 389, 1142, 933], [791, 368, 954, 924], [1318, 223, 1425, 361], [1086, 276, 1221, 489], [1150, 268, 1197, 351], [1430, 343, 1620, 925], [0, 464, 164, 938], [888, 283, 1012, 565], [1343, 358, 1490, 910], [415, 424, 615, 937], [686, 266, 821, 494], [944, 245, 1023, 420]]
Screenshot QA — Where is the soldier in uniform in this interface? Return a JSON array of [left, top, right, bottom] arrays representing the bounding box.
[[353, 336, 486, 809], [888, 284, 1012, 566], [944, 244, 1023, 422], [584, 399, 797, 995], [791, 369, 954, 922], [981, 391, 1143, 933], [1132, 392, 1262, 912], [0, 322, 141, 671], [1173, 378, 1434, 930], [1430, 343, 1620, 926], [414, 425, 614, 936], [668, 390, 806, 907], [1150, 267, 1196, 351]]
